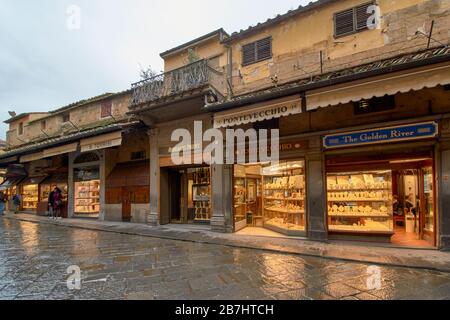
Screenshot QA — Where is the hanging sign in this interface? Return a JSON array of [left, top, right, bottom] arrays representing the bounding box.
[[323, 121, 439, 149]]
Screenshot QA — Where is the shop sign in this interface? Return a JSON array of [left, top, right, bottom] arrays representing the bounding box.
[[80, 131, 122, 153], [235, 139, 308, 158], [214, 96, 302, 128], [323, 122, 439, 149], [74, 168, 100, 181]]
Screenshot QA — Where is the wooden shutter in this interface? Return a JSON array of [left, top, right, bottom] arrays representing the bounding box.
[[256, 37, 272, 61], [335, 9, 354, 37], [101, 101, 112, 118], [242, 42, 256, 66], [242, 37, 272, 66], [356, 3, 372, 30]]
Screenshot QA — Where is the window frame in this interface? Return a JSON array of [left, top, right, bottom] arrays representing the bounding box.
[[101, 101, 113, 119], [334, 1, 374, 38], [241, 36, 273, 67], [61, 112, 70, 123], [18, 122, 24, 136]]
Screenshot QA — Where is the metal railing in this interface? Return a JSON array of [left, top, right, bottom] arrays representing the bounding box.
[[131, 59, 224, 106]]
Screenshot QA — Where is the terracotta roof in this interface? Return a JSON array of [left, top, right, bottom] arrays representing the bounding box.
[[0, 121, 140, 161], [160, 29, 229, 58], [28, 90, 132, 125], [206, 46, 450, 112], [4, 112, 48, 124], [224, 0, 337, 43]]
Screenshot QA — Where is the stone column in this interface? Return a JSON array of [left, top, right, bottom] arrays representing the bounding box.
[[67, 152, 75, 218], [148, 128, 160, 226], [211, 164, 234, 233], [98, 149, 106, 221], [306, 152, 328, 241], [439, 119, 450, 250]]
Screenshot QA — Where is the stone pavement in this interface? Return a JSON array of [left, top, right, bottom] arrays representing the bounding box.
[[1, 216, 450, 300], [4, 213, 450, 273]]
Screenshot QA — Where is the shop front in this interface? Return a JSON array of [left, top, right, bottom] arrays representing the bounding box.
[[0, 176, 24, 212], [72, 156, 101, 218], [105, 160, 150, 223], [38, 174, 69, 217], [323, 121, 439, 247], [213, 95, 312, 237], [19, 176, 47, 212]]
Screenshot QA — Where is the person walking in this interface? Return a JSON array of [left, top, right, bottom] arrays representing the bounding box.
[[51, 187, 63, 220], [12, 193, 21, 214], [48, 187, 55, 218], [0, 191, 6, 216]]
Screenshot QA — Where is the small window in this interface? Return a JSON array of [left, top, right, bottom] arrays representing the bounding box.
[[101, 101, 112, 118], [354, 95, 396, 115], [41, 120, 46, 130], [18, 122, 23, 135], [242, 37, 272, 66], [62, 112, 70, 123], [334, 2, 373, 37], [131, 151, 146, 161]]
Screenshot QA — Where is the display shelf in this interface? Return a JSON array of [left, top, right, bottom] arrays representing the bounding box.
[[192, 168, 211, 222], [74, 180, 100, 215], [327, 170, 394, 234], [263, 167, 306, 232]]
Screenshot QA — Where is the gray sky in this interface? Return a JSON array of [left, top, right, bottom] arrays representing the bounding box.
[[0, 0, 310, 139]]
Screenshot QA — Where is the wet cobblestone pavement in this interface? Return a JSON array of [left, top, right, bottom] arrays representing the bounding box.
[[1, 218, 450, 300]]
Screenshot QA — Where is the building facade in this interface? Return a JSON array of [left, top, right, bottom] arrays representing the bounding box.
[[1, 0, 450, 250]]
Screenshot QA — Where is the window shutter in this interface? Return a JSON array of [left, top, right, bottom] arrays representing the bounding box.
[[101, 101, 112, 118], [335, 9, 354, 37], [242, 37, 272, 66], [242, 42, 256, 66], [356, 3, 372, 30], [256, 37, 272, 61]]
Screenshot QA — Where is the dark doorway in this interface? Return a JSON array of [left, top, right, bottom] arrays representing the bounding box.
[[169, 169, 182, 223]]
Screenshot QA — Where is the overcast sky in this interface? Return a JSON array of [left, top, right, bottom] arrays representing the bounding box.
[[0, 0, 311, 139]]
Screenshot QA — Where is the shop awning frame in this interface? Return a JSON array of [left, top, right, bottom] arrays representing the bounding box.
[[305, 63, 450, 111]]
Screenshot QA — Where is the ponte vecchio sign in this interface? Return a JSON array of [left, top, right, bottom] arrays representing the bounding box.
[[323, 121, 439, 149]]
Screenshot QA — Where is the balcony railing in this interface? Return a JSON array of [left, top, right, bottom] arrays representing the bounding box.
[[131, 59, 224, 106]]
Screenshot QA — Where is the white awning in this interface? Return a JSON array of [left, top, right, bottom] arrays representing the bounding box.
[[43, 143, 78, 158], [80, 131, 122, 153], [306, 63, 450, 111], [20, 143, 79, 163], [214, 95, 302, 128]]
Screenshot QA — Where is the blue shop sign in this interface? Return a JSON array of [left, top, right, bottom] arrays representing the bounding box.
[[323, 121, 439, 149]]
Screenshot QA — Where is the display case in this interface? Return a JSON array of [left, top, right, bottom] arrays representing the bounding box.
[[233, 177, 246, 228], [74, 180, 100, 214], [327, 170, 394, 235], [22, 184, 39, 210], [40, 184, 68, 203], [191, 168, 211, 222], [262, 161, 306, 236]]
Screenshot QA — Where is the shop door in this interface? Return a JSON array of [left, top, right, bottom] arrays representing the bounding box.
[[420, 166, 436, 246], [122, 188, 132, 222], [169, 170, 182, 223]]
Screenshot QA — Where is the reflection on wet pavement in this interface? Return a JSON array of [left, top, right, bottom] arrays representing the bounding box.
[[1, 218, 450, 300]]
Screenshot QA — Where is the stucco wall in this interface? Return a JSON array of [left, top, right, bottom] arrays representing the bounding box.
[[228, 0, 450, 95], [163, 37, 227, 73]]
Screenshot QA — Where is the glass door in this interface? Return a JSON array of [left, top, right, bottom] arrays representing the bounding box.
[[420, 166, 435, 246]]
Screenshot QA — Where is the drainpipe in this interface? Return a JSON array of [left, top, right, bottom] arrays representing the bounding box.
[[226, 43, 234, 100]]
